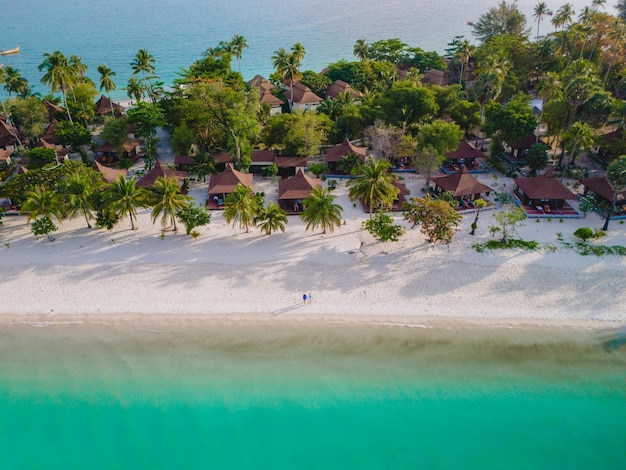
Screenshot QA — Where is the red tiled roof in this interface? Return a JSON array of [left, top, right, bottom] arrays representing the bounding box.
[[325, 80, 361, 100], [251, 149, 276, 163], [247, 75, 275, 92], [445, 139, 484, 160], [212, 152, 231, 164], [136, 160, 188, 188], [433, 166, 493, 197], [421, 69, 450, 86], [325, 138, 367, 163], [274, 156, 307, 168], [509, 133, 548, 150], [514, 175, 576, 200], [581, 176, 626, 201], [288, 82, 323, 105], [174, 154, 195, 166], [207, 163, 253, 195], [278, 169, 322, 200], [261, 89, 283, 106]]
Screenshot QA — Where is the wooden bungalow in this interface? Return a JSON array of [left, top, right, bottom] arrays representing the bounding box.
[[421, 69, 450, 86], [514, 172, 578, 216], [274, 156, 307, 178], [443, 139, 485, 173], [249, 149, 276, 174], [432, 166, 493, 208], [0, 116, 19, 150], [95, 95, 125, 116], [136, 160, 188, 192], [95, 139, 141, 165], [594, 129, 626, 165], [278, 169, 321, 214], [581, 176, 626, 216], [207, 163, 253, 209], [41, 119, 60, 145], [43, 100, 64, 122], [504, 133, 549, 164], [285, 82, 323, 111], [325, 80, 362, 102], [324, 138, 367, 172], [174, 154, 195, 171], [361, 177, 411, 213], [93, 160, 128, 183]]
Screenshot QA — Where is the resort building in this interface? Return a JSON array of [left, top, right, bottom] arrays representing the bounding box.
[[92, 160, 128, 183], [207, 163, 253, 210], [443, 139, 485, 173], [278, 169, 321, 215], [284, 82, 323, 111], [431, 166, 493, 208], [325, 80, 362, 103], [136, 160, 188, 193], [324, 138, 367, 173], [95, 95, 125, 116], [581, 176, 626, 217], [513, 172, 579, 216]]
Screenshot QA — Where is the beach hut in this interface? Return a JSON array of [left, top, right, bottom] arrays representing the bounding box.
[[432, 166, 493, 208], [325, 80, 362, 102], [260, 89, 284, 116], [324, 138, 367, 173], [207, 163, 253, 209], [249, 149, 276, 174], [278, 169, 321, 214], [514, 172, 578, 215], [174, 154, 195, 171], [274, 156, 308, 178], [504, 133, 549, 164], [43, 100, 64, 122], [0, 116, 19, 150], [136, 160, 188, 192], [93, 160, 128, 183], [41, 119, 60, 145], [580, 176, 626, 215], [212, 152, 231, 172], [594, 129, 626, 165], [37, 138, 70, 163], [95, 139, 140, 164], [0, 148, 13, 165], [95, 95, 125, 116], [444, 139, 485, 172], [421, 69, 450, 86]]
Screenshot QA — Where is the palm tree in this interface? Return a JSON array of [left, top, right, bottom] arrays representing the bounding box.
[[552, 3, 574, 31], [347, 157, 399, 218], [533, 2, 551, 41], [39, 51, 74, 122], [104, 175, 149, 230], [131, 48, 156, 78], [126, 77, 144, 103], [602, 155, 626, 230], [455, 39, 473, 85], [223, 183, 260, 233], [21, 188, 64, 222], [353, 39, 369, 61], [97, 64, 117, 115], [469, 199, 488, 235], [231, 34, 248, 74], [300, 187, 343, 234], [254, 202, 288, 235], [2, 66, 30, 97], [70, 54, 87, 79], [562, 121, 596, 166], [191, 151, 217, 182], [63, 173, 96, 228], [149, 176, 192, 232]]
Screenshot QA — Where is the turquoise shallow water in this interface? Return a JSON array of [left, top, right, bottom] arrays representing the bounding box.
[[1, 320, 625, 469]]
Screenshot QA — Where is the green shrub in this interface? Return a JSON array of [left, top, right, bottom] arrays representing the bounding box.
[[573, 227, 594, 241]]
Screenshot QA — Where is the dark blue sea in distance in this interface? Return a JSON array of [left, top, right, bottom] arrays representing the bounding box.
[[2, 0, 596, 100], [1, 320, 625, 468]]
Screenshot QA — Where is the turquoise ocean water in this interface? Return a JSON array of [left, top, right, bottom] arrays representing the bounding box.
[[1, 0, 597, 100], [1, 320, 625, 468]]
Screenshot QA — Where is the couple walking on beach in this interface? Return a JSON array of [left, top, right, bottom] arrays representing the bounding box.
[[303, 293, 312, 305]]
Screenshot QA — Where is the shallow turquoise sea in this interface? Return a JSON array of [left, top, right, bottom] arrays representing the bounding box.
[[1, 320, 625, 469]]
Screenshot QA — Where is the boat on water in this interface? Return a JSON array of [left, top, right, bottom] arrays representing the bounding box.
[[0, 46, 20, 55]]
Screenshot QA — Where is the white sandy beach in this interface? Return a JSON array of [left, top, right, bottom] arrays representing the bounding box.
[[2, 173, 626, 327]]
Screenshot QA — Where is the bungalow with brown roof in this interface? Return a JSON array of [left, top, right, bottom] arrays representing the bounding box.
[[324, 138, 368, 173], [174, 154, 196, 171], [325, 80, 362, 103], [93, 160, 128, 183], [95, 139, 141, 165], [285, 82, 323, 111], [443, 139, 485, 173], [212, 152, 231, 172], [581, 176, 626, 217], [249, 149, 277, 174], [41, 119, 60, 145], [514, 171, 579, 217], [278, 169, 321, 214], [504, 133, 549, 164], [136, 160, 189, 193], [43, 100, 64, 122], [95, 95, 125, 116], [261, 89, 284, 116], [421, 69, 450, 87], [247, 75, 275, 93], [207, 163, 253, 209], [0, 148, 13, 165], [274, 156, 308, 178], [0, 116, 19, 150], [432, 166, 493, 209], [593, 129, 626, 165], [37, 138, 70, 163]]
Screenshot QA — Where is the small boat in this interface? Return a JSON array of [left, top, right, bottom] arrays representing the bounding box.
[[0, 46, 20, 56]]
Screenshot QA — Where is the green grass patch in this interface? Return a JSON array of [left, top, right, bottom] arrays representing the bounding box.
[[574, 243, 626, 257], [473, 238, 540, 252]]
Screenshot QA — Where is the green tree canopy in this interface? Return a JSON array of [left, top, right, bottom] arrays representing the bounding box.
[[300, 186, 343, 234], [7, 97, 47, 144], [472, 1, 530, 43], [403, 195, 461, 244]]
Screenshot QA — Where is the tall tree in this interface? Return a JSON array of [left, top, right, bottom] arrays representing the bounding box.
[[472, 1, 529, 43], [97, 64, 117, 115], [223, 183, 260, 233], [231, 34, 248, 75], [62, 173, 97, 228], [602, 155, 626, 230], [562, 121, 596, 166], [149, 176, 192, 232], [21, 188, 64, 222], [403, 195, 461, 244], [533, 2, 551, 41], [353, 39, 369, 61], [7, 97, 47, 144], [2, 66, 30, 97], [131, 49, 157, 102], [126, 77, 144, 103], [552, 3, 574, 30], [254, 202, 288, 235], [39, 51, 75, 122], [347, 157, 399, 217], [300, 187, 343, 234], [104, 175, 149, 230]]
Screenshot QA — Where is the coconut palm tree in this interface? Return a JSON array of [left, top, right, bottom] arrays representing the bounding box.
[[62, 173, 96, 228], [104, 175, 149, 230], [2, 66, 30, 97], [533, 2, 551, 41], [39, 51, 75, 122], [149, 176, 192, 232], [562, 121, 596, 166], [602, 155, 626, 230], [552, 3, 574, 30], [126, 77, 144, 103], [223, 183, 260, 233], [97, 64, 117, 115], [70, 54, 87, 79], [300, 187, 343, 234], [347, 157, 399, 218], [231, 34, 248, 75], [131, 48, 155, 78], [455, 39, 473, 85], [353, 39, 369, 61], [254, 202, 288, 235], [21, 188, 64, 222]]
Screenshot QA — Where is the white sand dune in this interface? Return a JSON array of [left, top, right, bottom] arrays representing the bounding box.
[[1, 175, 625, 326]]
